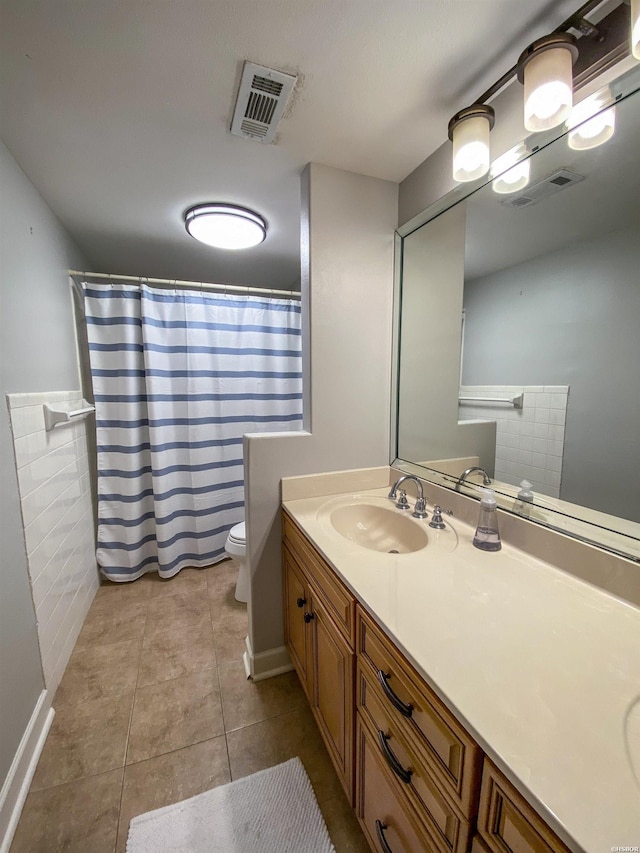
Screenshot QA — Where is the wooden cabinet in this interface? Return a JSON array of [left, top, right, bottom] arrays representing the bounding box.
[[477, 761, 571, 853], [283, 515, 355, 803], [282, 508, 576, 853]]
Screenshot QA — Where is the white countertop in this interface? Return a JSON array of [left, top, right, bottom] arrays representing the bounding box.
[[283, 486, 640, 853]]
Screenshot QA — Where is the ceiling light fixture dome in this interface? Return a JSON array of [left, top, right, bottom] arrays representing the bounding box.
[[184, 203, 267, 250]]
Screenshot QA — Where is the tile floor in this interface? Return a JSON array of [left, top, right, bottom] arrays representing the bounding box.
[[10, 559, 369, 853]]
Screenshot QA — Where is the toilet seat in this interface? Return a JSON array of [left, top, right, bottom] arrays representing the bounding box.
[[227, 522, 245, 545]]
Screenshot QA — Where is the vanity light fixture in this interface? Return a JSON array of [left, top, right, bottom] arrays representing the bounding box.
[[567, 93, 616, 149], [491, 144, 531, 194], [631, 0, 640, 59], [184, 203, 267, 250], [447, 0, 636, 184], [448, 105, 495, 182]]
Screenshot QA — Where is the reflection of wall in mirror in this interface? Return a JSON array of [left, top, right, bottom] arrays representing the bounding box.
[[462, 225, 639, 522]]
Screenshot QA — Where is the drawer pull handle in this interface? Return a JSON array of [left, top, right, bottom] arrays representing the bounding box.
[[377, 670, 413, 718], [375, 820, 394, 853], [303, 612, 315, 623], [377, 730, 412, 784], [296, 597, 306, 608]]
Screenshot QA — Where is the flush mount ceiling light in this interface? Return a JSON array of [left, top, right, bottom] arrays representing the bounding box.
[[517, 33, 579, 132], [491, 144, 531, 194], [184, 204, 267, 250], [567, 92, 616, 149], [448, 105, 495, 182], [447, 0, 637, 184]]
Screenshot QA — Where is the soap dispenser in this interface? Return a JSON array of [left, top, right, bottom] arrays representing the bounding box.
[[473, 489, 501, 552], [513, 480, 534, 517]]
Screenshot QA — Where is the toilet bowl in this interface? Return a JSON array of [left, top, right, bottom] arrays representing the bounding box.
[[224, 522, 249, 603]]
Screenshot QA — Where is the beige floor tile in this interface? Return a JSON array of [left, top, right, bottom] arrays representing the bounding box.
[[93, 573, 152, 606], [147, 566, 208, 598], [205, 558, 237, 590], [320, 791, 370, 853], [126, 669, 224, 764], [75, 599, 148, 649], [116, 736, 230, 853], [10, 768, 123, 853], [138, 619, 217, 687], [54, 637, 142, 705], [226, 704, 344, 805], [212, 630, 248, 666], [144, 590, 211, 638], [218, 658, 305, 732], [31, 693, 134, 790], [209, 597, 248, 636]]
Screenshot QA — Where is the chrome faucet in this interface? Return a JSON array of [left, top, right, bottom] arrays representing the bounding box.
[[388, 475, 428, 518], [455, 466, 491, 491]]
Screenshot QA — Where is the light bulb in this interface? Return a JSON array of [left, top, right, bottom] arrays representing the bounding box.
[[449, 107, 494, 183], [491, 146, 530, 194], [568, 95, 615, 150], [517, 34, 578, 133]]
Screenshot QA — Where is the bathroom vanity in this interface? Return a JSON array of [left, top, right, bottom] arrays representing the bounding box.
[[281, 470, 640, 853]]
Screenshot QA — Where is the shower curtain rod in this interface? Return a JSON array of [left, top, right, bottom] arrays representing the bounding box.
[[68, 270, 301, 300]]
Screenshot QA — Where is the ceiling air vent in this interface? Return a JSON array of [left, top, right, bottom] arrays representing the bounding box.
[[230, 62, 297, 144], [501, 169, 585, 209]]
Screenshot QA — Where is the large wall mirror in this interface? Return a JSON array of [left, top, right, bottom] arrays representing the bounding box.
[[393, 62, 640, 562]]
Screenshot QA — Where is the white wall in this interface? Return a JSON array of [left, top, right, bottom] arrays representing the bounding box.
[[0, 138, 92, 844], [244, 163, 398, 671]]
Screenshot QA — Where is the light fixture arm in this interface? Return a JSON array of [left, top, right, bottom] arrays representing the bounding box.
[[470, 0, 617, 108]]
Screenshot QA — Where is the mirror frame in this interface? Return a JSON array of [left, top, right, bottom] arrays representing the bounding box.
[[391, 60, 640, 564]]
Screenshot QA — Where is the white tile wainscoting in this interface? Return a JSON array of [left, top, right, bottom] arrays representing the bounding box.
[[458, 385, 569, 497], [6, 391, 98, 695]]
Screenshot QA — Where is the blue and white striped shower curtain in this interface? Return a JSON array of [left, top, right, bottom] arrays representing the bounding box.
[[82, 282, 302, 582]]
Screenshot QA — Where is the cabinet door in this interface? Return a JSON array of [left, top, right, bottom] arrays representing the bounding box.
[[309, 590, 355, 804], [283, 545, 312, 698]]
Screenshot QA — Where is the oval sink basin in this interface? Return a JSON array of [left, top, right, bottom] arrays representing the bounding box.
[[329, 503, 429, 554]]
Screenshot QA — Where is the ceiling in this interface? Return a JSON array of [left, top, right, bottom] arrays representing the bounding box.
[[0, 0, 578, 290]]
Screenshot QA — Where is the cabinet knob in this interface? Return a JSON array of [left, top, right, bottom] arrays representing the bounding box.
[[303, 612, 315, 623], [296, 597, 306, 608]]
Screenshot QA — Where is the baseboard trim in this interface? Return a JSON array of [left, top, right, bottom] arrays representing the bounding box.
[[242, 636, 293, 682], [0, 690, 54, 853]]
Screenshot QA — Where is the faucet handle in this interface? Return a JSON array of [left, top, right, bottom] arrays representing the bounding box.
[[395, 490, 410, 510], [429, 506, 446, 529], [412, 496, 428, 519]]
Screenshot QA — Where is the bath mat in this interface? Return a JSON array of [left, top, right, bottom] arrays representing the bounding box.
[[126, 757, 335, 853]]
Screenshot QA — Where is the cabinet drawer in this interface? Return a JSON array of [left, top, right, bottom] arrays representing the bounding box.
[[356, 715, 438, 853], [283, 511, 355, 645], [478, 761, 571, 853], [357, 608, 482, 817], [358, 664, 470, 853]]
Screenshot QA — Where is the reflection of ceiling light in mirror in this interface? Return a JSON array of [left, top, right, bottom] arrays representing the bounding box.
[[567, 95, 615, 150], [491, 145, 530, 194], [184, 204, 267, 250], [517, 34, 578, 132], [632, 0, 640, 59], [448, 105, 495, 183]]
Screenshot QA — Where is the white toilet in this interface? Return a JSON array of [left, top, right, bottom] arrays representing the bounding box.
[[224, 522, 249, 603]]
